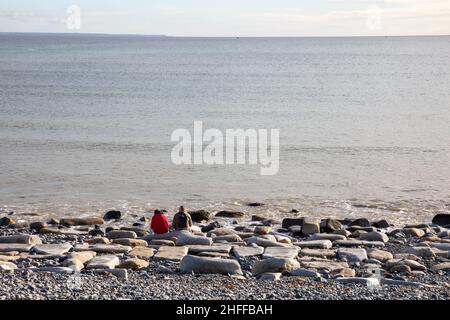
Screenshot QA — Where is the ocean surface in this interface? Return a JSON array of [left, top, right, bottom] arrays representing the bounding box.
[[1, 34, 450, 224]]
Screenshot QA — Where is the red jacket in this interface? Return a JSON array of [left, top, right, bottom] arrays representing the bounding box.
[[150, 212, 169, 234]]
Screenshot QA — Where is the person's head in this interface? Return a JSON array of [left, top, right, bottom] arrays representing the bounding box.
[[179, 206, 185, 213], [154, 209, 161, 215]]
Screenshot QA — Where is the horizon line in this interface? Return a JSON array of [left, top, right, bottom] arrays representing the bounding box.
[[1, 31, 450, 38]]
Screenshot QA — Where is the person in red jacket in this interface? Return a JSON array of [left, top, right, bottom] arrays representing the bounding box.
[[150, 209, 169, 234]]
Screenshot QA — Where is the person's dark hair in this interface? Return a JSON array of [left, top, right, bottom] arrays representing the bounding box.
[[179, 206, 185, 213], [154, 209, 160, 214]]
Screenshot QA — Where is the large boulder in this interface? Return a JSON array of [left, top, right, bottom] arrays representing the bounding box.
[[215, 211, 245, 219], [180, 255, 243, 275], [176, 232, 213, 246], [432, 214, 450, 227], [189, 210, 211, 222], [59, 217, 104, 226], [103, 210, 122, 220], [251, 257, 300, 275]]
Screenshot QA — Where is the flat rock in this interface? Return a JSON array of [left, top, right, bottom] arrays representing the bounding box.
[[31, 267, 74, 274], [0, 255, 20, 262], [180, 255, 243, 275], [149, 239, 176, 246], [403, 246, 435, 258], [300, 260, 349, 271], [296, 240, 332, 249], [112, 238, 148, 247], [232, 246, 264, 258], [75, 244, 132, 254], [33, 243, 73, 255], [335, 277, 380, 287], [106, 230, 137, 239], [386, 259, 427, 271], [0, 243, 33, 253], [337, 248, 368, 263], [187, 245, 231, 254], [128, 247, 155, 259], [245, 236, 288, 248], [330, 267, 356, 278], [252, 257, 300, 275], [366, 248, 393, 262], [262, 247, 299, 259], [91, 268, 128, 279], [118, 258, 149, 269], [431, 262, 450, 271], [429, 243, 450, 251], [0, 235, 42, 245], [334, 240, 363, 247], [309, 234, 346, 241], [86, 255, 120, 269], [154, 246, 188, 261], [0, 261, 17, 271], [300, 248, 336, 258], [212, 235, 242, 243], [289, 268, 321, 278]]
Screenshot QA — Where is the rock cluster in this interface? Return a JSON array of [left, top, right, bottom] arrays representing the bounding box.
[[0, 210, 449, 299]]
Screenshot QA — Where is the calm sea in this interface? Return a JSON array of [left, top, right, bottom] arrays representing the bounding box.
[[1, 34, 450, 224]]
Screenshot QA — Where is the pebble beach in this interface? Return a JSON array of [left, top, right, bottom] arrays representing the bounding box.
[[0, 207, 449, 300]]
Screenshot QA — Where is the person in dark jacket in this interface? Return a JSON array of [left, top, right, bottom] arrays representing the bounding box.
[[150, 209, 169, 234], [172, 206, 193, 231]]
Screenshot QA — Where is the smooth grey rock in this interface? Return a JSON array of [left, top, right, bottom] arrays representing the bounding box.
[[359, 231, 389, 243], [262, 246, 299, 259], [106, 230, 137, 239], [33, 243, 73, 255], [336, 277, 380, 287], [252, 258, 300, 275], [86, 255, 120, 269], [187, 245, 231, 254], [176, 232, 213, 246], [180, 255, 243, 275], [309, 234, 346, 241], [232, 246, 264, 258], [0, 235, 42, 245], [337, 248, 368, 263], [154, 246, 188, 261], [0, 243, 33, 253], [31, 267, 74, 274], [296, 240, 332, 249]]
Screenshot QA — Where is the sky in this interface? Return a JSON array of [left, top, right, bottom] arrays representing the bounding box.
[[0, 0, 449, 36]]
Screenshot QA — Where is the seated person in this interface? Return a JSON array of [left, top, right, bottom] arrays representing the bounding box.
[[150, 209, 169, 234], [172, 206, 193, 231]]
